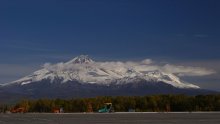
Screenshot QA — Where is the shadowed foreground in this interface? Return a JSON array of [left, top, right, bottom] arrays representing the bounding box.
[[0, 113, 220, 124]]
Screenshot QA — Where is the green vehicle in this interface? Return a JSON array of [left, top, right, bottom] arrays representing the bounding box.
[[98, 103, 114, 113]]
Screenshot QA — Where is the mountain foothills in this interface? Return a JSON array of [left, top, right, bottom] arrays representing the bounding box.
[[0, 55, 217, 102]]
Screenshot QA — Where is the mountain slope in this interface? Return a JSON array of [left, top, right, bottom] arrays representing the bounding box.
[[5, 55, 199, 89], [1, 55, 216, 102]]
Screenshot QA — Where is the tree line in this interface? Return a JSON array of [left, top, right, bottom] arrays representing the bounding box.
[[1, 94, 220, 113]]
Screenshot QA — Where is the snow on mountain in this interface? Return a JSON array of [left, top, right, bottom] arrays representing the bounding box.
[[66, 55, 94, 64], [6, 55, 200, 89]]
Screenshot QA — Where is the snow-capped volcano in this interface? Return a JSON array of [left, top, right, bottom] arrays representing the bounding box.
[[1, 55, 218, 102], [7, 55, 199, 89]]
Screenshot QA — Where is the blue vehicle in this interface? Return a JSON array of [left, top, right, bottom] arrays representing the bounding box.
[[98, 103, 114, 113]]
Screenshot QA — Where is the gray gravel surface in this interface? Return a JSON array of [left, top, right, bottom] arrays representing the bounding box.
[[0, 112, 219, 124]]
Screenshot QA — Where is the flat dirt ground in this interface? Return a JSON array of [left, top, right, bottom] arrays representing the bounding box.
[[0, 112, 219, 124]]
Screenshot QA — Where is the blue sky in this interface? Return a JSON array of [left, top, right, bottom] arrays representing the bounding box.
[[0, 0, 220, 90]]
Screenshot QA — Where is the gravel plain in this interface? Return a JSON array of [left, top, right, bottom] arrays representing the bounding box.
[[0, 112, 219, 124]]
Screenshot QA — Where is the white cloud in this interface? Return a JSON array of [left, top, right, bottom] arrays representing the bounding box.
[[161, 64, 215, 76], [42, 58, 215, 77], [141, 59, 153, 64]]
